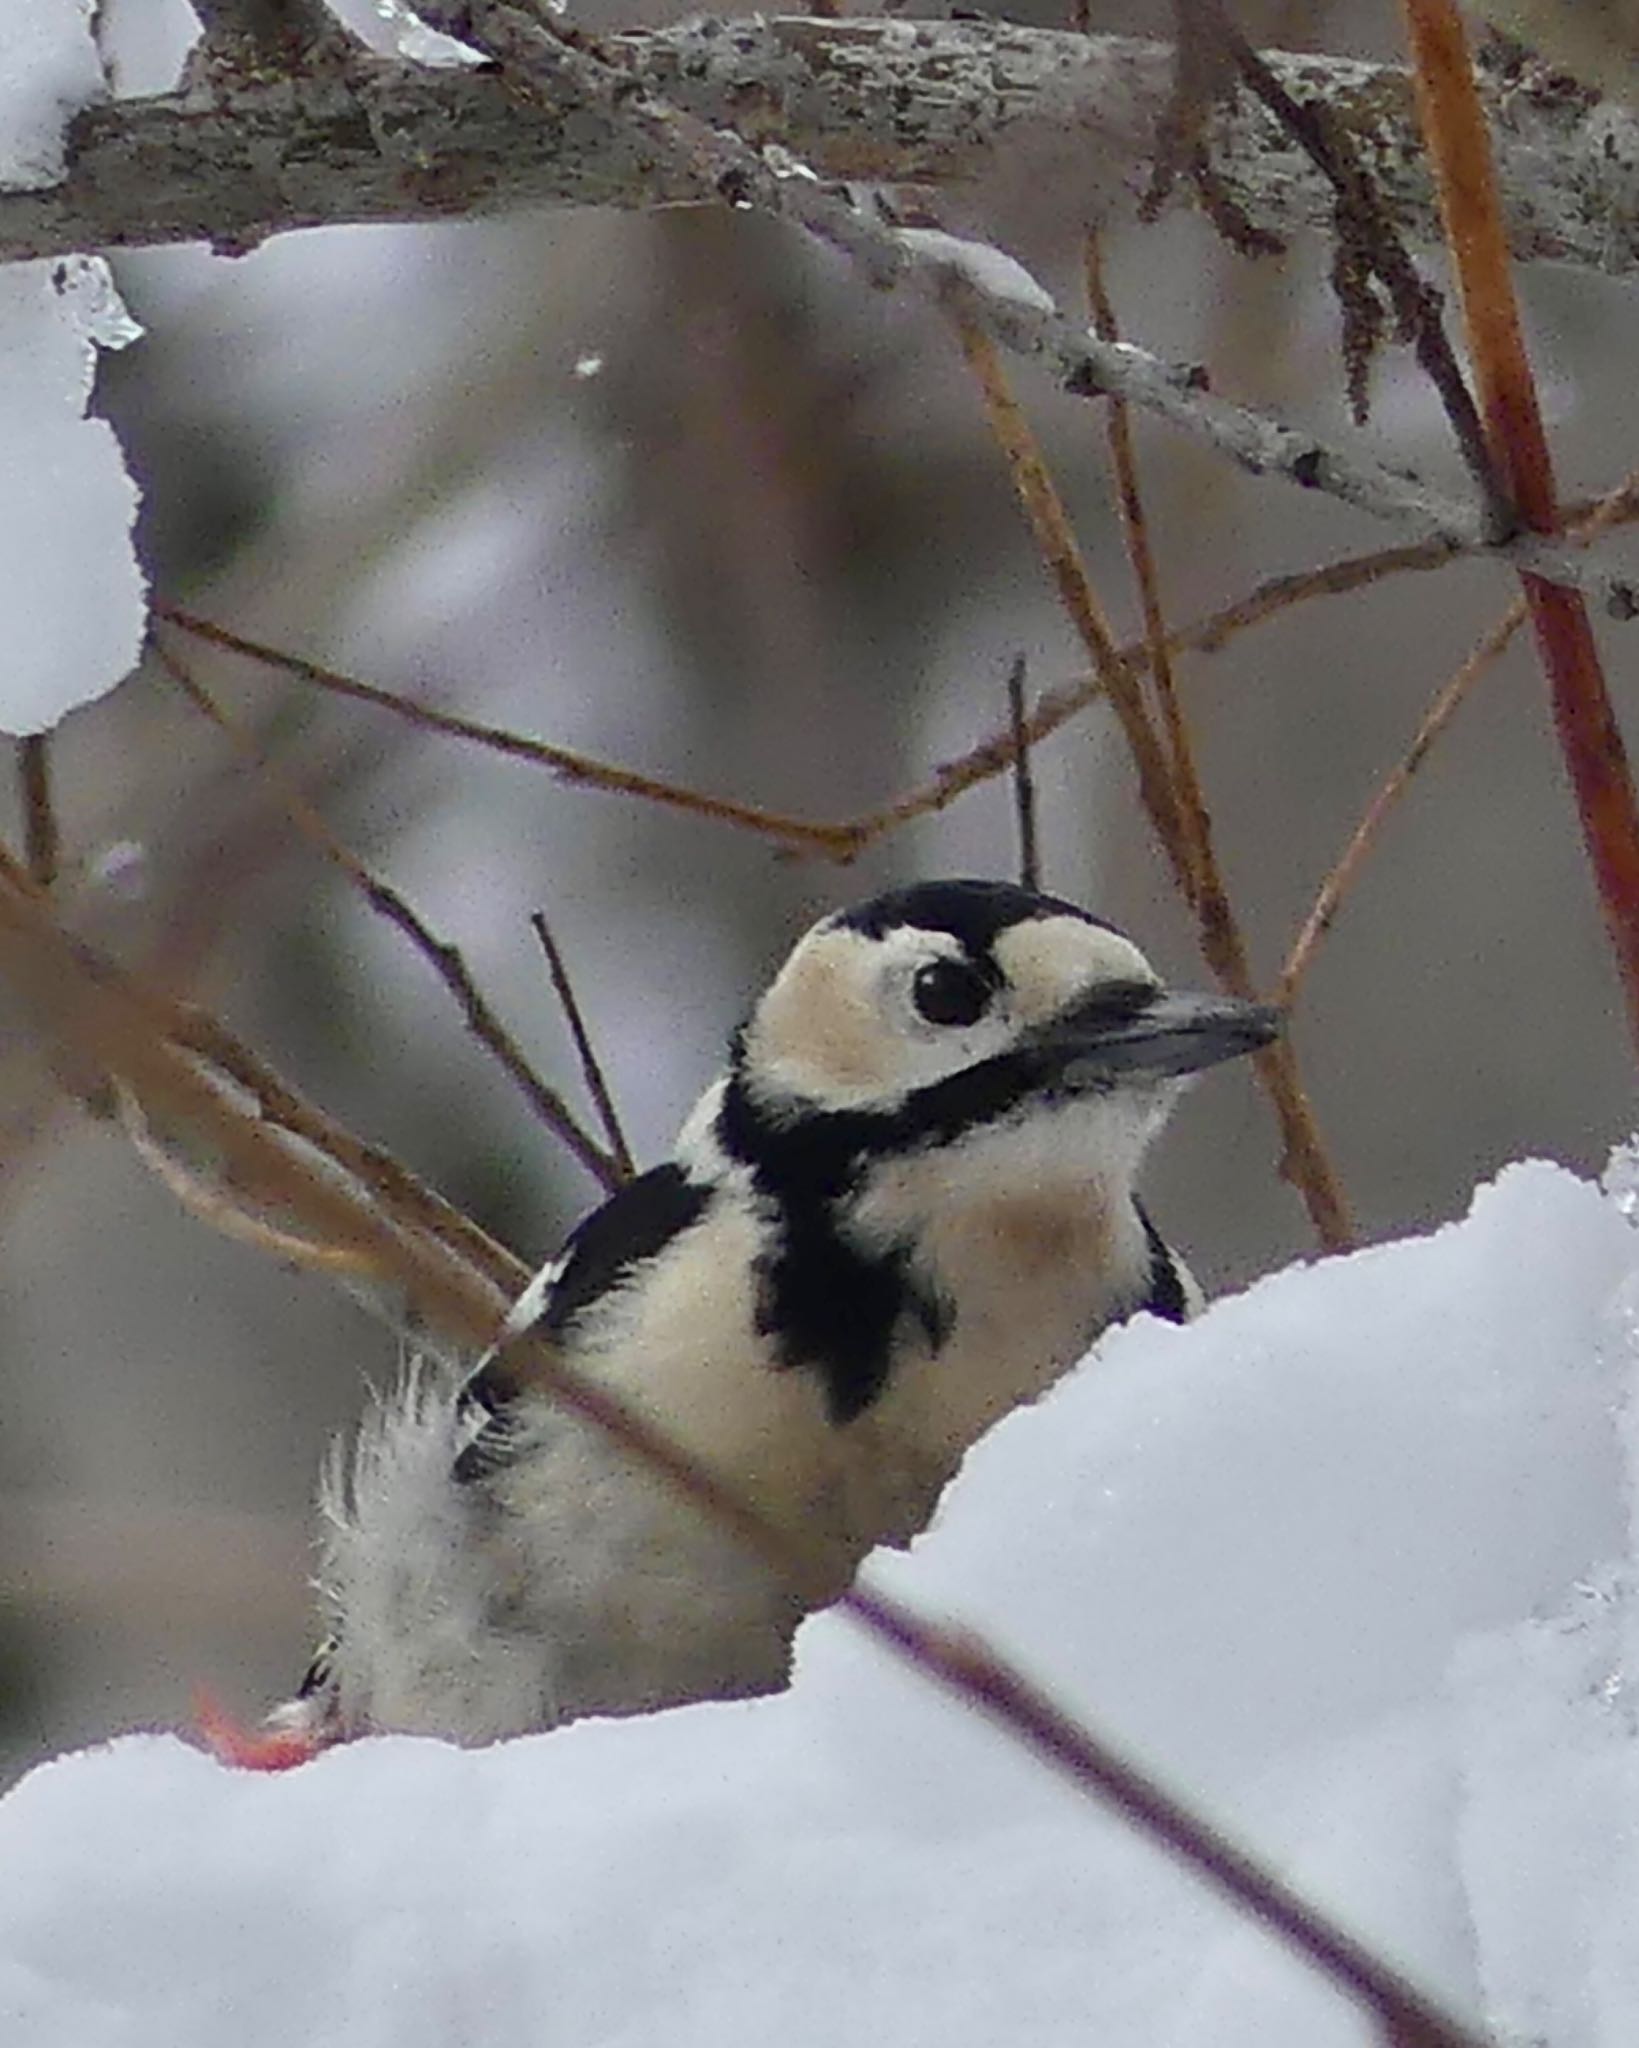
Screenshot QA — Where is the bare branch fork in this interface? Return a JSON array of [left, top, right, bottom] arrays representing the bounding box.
[[155, 477, 1639, 873], [155, 636, 626, 1192]]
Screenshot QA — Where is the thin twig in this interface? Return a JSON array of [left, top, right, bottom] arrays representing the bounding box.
[[1081, 233, 1352, 1250], [954, 262, 1350, 1246], [840, 543, 1482, 845], [18, 736, 58, 889], [845, 1588, 1489, 2048], [115, 1080, 381, 1276], [1279, 603, 1525, 1003], [1279, 467, 1639, 1001], [154, 603, 865, 861], [529, 910, 636, 1185], [1401, 0, 1639, 1063], [1084, 232, 1203, 908], [949, 310, 1186, 879], [1182, 538, 1461, 651], [0, 841, 524, 1339], [834, 477, 1639, 857], [152, 498, 1639, 877], [158, 1003, 527, 1303], [1004, 654, 1041, 893], [156, 637, 624, 1194]]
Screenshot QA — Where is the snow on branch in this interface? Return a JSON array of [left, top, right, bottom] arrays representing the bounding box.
[[1, 17, 1637, 279]]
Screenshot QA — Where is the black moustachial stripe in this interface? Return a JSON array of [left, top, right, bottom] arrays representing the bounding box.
[[715, 1073, 966, 1426], [1136, 1202, 1189, 1324], [454, 1163, 712, 1483]]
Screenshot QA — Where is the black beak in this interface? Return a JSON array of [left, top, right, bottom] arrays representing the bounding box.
[[1034, 985, 1282, 1087]]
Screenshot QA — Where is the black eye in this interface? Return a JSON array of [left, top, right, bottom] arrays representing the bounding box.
[[912, 958, 994, 1028]]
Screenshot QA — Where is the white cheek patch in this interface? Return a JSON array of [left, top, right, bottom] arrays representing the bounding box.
[[995, 916, 1156, 1029], [742, 928, 899, 1099]]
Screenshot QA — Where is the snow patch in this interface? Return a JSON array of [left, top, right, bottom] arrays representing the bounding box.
[[5, 1157, 1639, 2044], [895, 228, 1058, 317], [0, 259, 147, 735], [0, 1, 104, 192]]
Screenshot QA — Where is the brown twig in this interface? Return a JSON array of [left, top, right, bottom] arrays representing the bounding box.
[[949, 310, 1187, 875], [1279, 467, 1639, 1001], [1279, 602, 1526, 1003], [154, 603, 865, 862], [957, 263, 1352, 1247], [529, 910, 636, 1185], [1401, 0, 1639, 1064], [18, 736, 58, 889], [1085, 234, 1351, 1248], [156, 639, 624, 1195], [868, 475, 1639, 835], [840, 541, 1482, 847], [114, 1080, 381, 1275], [0, 841, 523, 1337], [838, 475, 1639, 860], [156, 558, 1395, 869], [846, 1588, 1489, 2048], [1084, 232, 1204, 909], [1181, 539, 1461, 652], [1003, 654, 1041, 892], [150, 500, 1639, 883], [165, 1003, 527, 1304]]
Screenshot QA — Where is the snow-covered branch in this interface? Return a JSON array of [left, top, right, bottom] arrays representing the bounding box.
[[3, 17, 1638, 277]]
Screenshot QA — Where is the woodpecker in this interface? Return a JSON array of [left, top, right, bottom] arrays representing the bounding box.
[[265, 879, 1277, 1755]]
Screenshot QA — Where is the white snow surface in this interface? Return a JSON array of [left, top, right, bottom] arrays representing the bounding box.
[[894, 227, 1059, 316], [0, 0, 103, 192], [7, 1155, 1639, 2045], [0, 258, 146, 735]]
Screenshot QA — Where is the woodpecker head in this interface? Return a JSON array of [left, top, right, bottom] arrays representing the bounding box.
[[691, 880, 1279, 1425], [728, 877, 1277, 1140]]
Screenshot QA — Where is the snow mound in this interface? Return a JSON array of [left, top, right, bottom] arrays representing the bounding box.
[[5, 1156, 1639, 2046]]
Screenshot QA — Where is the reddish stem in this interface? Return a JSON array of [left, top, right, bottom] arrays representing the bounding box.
[[1401, 0, 1639, 1055]]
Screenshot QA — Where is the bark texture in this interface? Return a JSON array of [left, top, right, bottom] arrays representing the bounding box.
[[1, 19, 1636, 274]]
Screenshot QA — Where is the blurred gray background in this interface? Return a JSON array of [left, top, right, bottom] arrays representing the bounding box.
[[2, 0, 1635, 1776]]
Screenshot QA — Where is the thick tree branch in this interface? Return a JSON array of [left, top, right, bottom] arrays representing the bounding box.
[[10, 17, 1638, 586], [187, 0, 366, 71], [2, 18, 1637, 279]]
